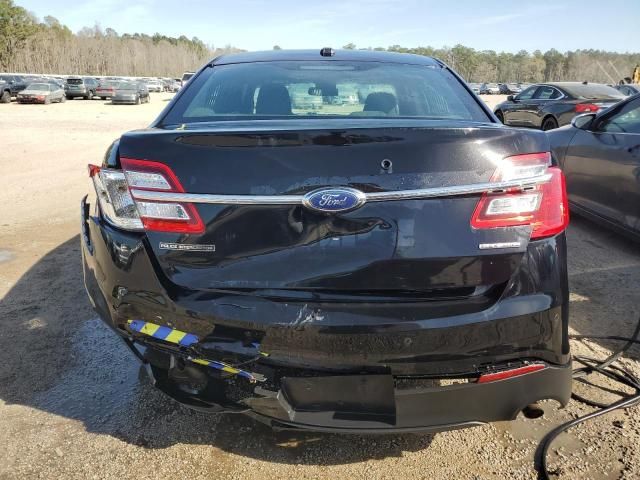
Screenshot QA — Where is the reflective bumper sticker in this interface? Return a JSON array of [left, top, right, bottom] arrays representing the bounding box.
[[127, 319, 199, 347], [189, 357, 266, 383]]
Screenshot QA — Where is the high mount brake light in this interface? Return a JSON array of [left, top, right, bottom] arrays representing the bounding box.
[[471, 152, 569, 240], [88, 159, 204, 234]]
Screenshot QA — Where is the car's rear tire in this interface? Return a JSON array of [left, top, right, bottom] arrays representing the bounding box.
[[0, 90, 10, 103], [542, 116, 559, 131], [495, 111, 504, 124]]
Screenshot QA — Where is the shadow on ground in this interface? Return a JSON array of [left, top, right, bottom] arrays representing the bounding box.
[[0, 235, 434, 464]]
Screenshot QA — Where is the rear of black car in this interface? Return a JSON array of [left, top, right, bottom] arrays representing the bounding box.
[[81, 51, 571, 432]]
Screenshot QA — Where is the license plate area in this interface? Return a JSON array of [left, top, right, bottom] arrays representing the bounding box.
[[280, 374, 396, 423]]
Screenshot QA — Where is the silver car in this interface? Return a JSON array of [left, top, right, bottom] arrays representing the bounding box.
[[17, 83, 65, 104]]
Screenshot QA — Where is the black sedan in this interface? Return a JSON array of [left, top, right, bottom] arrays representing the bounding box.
[[548, 94, 640, 240], [111, 82, 150, 104], [82, 49, 571, 433], [495, 82, 625, 131]]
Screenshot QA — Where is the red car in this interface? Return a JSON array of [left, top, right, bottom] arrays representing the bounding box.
[[96, 80, 118, 100]]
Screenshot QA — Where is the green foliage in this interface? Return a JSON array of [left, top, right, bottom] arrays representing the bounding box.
[[340, 43, 640, 83], [0, 0, 37, 70]]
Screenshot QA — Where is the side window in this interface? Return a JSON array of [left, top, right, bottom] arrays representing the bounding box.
[[533, 86, 561, 100], [599, 99, 640, 134], [516, 86, 537, 101]]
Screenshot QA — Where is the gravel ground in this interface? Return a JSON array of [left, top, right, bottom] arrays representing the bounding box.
[[0, 94, 639, 479]]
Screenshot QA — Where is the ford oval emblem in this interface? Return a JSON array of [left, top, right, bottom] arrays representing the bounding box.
[[302, 187, 366, 213]]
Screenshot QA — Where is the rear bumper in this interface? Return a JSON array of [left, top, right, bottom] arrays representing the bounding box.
[[249, 365, 572, 433], [81, 197, 571, 431]]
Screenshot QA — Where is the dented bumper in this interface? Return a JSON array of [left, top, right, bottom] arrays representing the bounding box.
[[81, 198, 572, 432]]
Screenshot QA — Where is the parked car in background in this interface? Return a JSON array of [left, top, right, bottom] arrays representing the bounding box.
[[468, 82, 481, 94], [146, 79, 163, 92], [96, 80, 119, 100], [494, 82, 625, 130], [613, 84, 640, 96], [0, 74, 28, 97], [17, 82, 65, 104], [548, 94, 640, 240], [112, 82, 150, 104], [65, 77, 98, 99], [82, 49, 571, 434], [168, 80, 181, 92], [499, 83, 523, 95], [479, 82, 500, 94], [181, 71, 195, 84]]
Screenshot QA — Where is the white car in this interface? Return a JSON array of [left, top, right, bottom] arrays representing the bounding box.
[[146, 80, 163, 93]]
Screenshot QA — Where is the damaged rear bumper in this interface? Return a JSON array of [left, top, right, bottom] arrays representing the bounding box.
[[81, 198, 572, 432]]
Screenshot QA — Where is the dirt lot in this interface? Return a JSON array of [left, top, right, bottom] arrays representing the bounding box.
[[0, 94, 639, 480]]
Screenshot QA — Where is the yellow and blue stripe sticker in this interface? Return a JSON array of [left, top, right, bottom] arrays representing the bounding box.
[[127, 319, 199, 347], [189, 357, 266, 383], [127, 319, 266, 383]]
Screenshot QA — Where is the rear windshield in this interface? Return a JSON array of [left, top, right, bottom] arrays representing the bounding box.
[[163, 61, 489, 124], [66, 78, 83, 85], [562, 84, 625, 100], [27, 83, 50, 90], [117, 83, 137, 90]]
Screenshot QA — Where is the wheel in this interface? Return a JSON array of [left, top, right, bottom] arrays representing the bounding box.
[[66, 95, 72, 100], [541, 116, 558, 131], [495, 110, 504, 124], [146, 95, 150, 103], [100, 96, 106, 100], [136, 96, 141, 105], [60, 95, 65, 103], [0, 90, 10, 103], [44, 97, 51, 105], [86, 91, 93, 100]]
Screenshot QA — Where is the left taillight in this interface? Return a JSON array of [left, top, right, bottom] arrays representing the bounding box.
[[88, 158, 204, 234]]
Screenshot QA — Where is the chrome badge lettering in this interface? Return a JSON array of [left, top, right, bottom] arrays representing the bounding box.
[[159, 242, 216, 252]]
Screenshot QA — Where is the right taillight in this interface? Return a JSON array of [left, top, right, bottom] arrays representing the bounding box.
[[88, 159, 204, 234], [471, 152, 569, 240]]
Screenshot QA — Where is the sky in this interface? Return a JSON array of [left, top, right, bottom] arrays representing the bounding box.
[[16, 0, 640, 53]]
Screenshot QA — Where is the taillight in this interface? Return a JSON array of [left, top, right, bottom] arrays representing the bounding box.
[[471, 152, 569, 240], [88, 159, 204, 234], [575, 103, 599, 113]]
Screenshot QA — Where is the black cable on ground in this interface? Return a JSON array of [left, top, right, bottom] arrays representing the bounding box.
[[537, 316, 640, 480]]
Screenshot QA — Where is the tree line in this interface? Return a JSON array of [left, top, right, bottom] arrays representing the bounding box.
[[0, 0, 241, 76], [342, 44, 640, 84], [1, 0, 639, 83]]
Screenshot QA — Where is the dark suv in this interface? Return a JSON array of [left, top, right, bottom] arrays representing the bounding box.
[[82, 49, 571, 433], [0, 74, 28, 100], [65, 76, 98, 100]]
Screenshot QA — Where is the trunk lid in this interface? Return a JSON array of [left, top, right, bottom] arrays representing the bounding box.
[[118, 120, 547, 296]]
